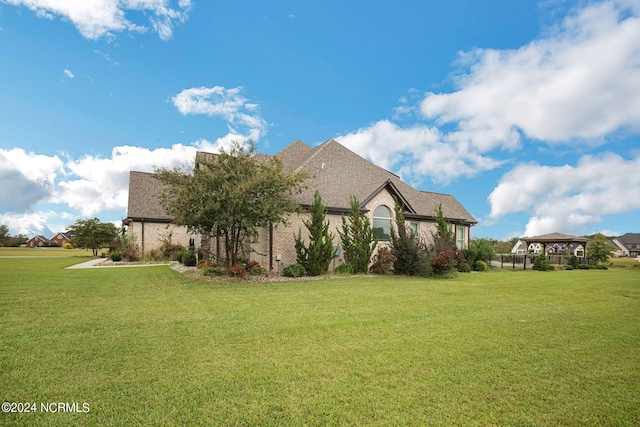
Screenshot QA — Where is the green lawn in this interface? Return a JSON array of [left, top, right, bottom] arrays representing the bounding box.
[[1, 257, 639, 426]]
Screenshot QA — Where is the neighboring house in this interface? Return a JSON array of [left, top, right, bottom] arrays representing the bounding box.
[[49, 232, 71, 247], [512, 241, 543, 254], [27, 235, 49, 248], [612, 233, 640, 257], [511, 236, 586, 257], [124, 139, 477, 270]]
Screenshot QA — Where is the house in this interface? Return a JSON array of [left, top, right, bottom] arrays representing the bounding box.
[[124, 139, 477, 270], [511, 232, 589, 257], [49, 232, 71, 247], [611, 233, 640, 257], [26, 235, 49, 248]]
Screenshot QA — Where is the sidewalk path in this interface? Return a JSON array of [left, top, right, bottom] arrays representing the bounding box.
[[65, 258, 173, 269]]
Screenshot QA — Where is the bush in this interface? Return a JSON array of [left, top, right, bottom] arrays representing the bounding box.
[[203, 267, 224, 277], [109, 249, 123, 262], [335, 263, 354, 275], [370, 246, 397, 275], [579, 264, 592, 269], [245, 261, 265, 276], [196, 259, 212, 269], [533, 255, 553, 271], [176, 248, 187, 264], [230, 264, 248, 278], [458, 263, 472, 273], [183, 251, 197, 267], [595, 264, 608, 270], [567, 255, 580, 269], [283, 264, 306, 278], [122, 243, 140, 262], [474, 260, 488, 271], [62, 243, 72, 249], [431, 250, 453, 275]]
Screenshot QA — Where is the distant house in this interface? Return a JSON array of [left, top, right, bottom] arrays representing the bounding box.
[[511, 232, 588, 257], [26, 235, 49, 248], [124, 139, 477, 269], [611, 233, 640, 257], [49, 232, 71, 247]]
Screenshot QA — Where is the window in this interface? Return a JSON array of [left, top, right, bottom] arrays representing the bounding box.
[[456, 227, 465, 249], [373, 205, 392, 241]]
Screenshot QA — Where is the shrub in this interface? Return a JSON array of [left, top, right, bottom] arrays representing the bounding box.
[[203, 267, 224, 277], [595, 264, 608, 270], [431, 250, 453, 275], [283, 264, 306, 278], [370, 246, 397, 275], [458, 263, 472, 273], [176, 248, 187, 264], [565, 266, 574, 271], [579, 264, 592, 270], [474, 260, 488, 271], [335, 263, 354, 275], [533, 255, 553, 271], [567, 255, 580, 269], [122, 243, 140, 262], [230, 264, 248, 278], [109, 249, 123, 262], [183, 251, 197, 267], [245, 261, 265, 276], [62, 243, 72, 249]]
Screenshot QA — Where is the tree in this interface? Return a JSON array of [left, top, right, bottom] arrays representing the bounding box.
[[68, 218, 119, 256], [587, 233, 615, 265], [295, 191, 336, 276], [155, 141, 308, 269], [432, 203, 456, 253], [0, 225, 9, 246], [338, 195, 377, 274], [390, 200, 429, 276]]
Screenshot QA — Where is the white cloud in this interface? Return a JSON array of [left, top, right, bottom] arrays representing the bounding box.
[[421, 0, 640, 150], [0, 148, 64, 213], [172, 85, 268, 139], [1, 211, 55, 237], [64, 69, 74, 79], [487, 152, 640, 236], [1, 0, 191, 40], [57, 143, 201, 216], [337, 119, 504, 184]]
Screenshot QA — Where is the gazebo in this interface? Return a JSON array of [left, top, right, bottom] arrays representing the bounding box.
[[520, 232, 591, 257]]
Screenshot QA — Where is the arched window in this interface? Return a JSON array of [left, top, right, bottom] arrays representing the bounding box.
[[373, 205, 392, 241]]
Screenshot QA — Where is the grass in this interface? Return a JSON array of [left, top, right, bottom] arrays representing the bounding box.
[[1, 255, 639, 426], [0, 247, 95, 257]]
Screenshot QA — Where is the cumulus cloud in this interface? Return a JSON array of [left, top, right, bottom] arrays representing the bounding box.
[[172, 85, 268, 139], [1, 0, 192, 40], [487, 152, 640, 236], [0, 149, 64, 213], [57, 143, 203, 216], [337, 120, 504, 184], [421, 0, 640, 150], [1, 211, 55, 237]]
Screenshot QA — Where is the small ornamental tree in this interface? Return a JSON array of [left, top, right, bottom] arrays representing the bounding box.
[[390, 201, 429, 276], [295, 191, 336, 276], [587, 233, 615, 265], [430, 204, 466, 274], [155, 140, 309, 269], [68, 218, 119, 256], [338, 195, 377, 274]]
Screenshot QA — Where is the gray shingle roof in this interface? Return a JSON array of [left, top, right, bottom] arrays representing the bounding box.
[[279, 139, 476, 223], [126, 171, 171, 220], [617, 233, 640, 245]]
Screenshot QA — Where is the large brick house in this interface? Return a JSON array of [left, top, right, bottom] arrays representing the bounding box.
[[124, 139, 477, 270]]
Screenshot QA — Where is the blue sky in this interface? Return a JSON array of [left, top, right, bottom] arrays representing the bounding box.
[[1, 0, 639, 240]]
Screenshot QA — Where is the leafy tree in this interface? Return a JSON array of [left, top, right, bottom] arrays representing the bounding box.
[[0, 224, 9, 246], [156, 141, 309, 269], [493, 240, 514, 254], [338, 195, 377, 274], [390, 201, 429, 276], [587, 233, 615, 264], [68, 218, 119, 256], [295, 191, 336, 276]]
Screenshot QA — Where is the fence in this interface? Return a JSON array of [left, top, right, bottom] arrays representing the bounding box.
[[491, 254, 596, 270]]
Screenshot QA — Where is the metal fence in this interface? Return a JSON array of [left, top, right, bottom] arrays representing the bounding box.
[[491, 254, 596, 270]]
